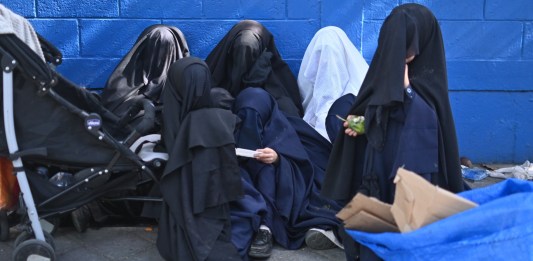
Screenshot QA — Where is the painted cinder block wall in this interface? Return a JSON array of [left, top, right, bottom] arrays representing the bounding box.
[[3, 0, 533, 164]]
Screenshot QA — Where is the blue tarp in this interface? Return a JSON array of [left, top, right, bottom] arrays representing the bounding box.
[[347, 179, 533, 260]]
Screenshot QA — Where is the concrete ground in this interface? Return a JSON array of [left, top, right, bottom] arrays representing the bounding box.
[[0, 165, 508, 261], [0, 225, 345, 261]]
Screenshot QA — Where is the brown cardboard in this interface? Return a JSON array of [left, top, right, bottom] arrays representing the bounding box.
[[336, 193, 399, 233], [343, 210, 399, 233], [391, 168, 478, 232]]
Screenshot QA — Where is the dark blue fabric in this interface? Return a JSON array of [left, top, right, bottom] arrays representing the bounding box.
[[326, 93, 356, 143], [392, 87, 438, 179], [362, 87, 437, 204], [230, 168, 268, 260], [284, 114, 332, 185], [231, 87, 340, 250], [347, 179, 533, 261]]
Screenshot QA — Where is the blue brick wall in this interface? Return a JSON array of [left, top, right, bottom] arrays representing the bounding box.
[[2, 0, 532, 164]]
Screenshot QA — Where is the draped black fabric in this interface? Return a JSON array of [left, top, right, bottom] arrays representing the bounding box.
[[101, 24, 189, 117], [210, 87, 235, 110], [156, 57, 242, 261], [323, 3, 463, 201], [232, 87, 339, 250], [205, 20, 304, 117]]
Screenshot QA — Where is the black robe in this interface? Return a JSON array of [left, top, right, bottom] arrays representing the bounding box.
[[321, 4, 463, 260], [323, 3, 463, 202], [157, 57, 242, 261], [205, 20, 304, 117], [101, 24, 189, 117]]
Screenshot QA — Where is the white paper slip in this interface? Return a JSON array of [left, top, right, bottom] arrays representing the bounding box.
[[235, 148, 261, 158]]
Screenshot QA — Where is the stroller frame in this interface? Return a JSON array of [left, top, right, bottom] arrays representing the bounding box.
[[0, 37, 164, 259], [2, 51, 46, 241]]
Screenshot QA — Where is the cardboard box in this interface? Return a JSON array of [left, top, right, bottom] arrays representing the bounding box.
[[336, 193, 399, 233], [338, 168, 478, 233], [391, 168, 478, 232]]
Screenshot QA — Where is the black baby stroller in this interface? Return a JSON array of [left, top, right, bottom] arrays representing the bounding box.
[[0, 6, 184, 260]]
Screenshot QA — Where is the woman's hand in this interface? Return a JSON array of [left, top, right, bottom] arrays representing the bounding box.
[[404, 63, 410, 88], [255, 147, 279, 164], [344, 115, 358, 137]]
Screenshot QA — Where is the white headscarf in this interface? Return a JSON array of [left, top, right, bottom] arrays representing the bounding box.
[[0, 4, 45, 61], [298, 26, 368, 140]]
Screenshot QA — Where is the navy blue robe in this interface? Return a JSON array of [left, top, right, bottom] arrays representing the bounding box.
[[230, 88, 340, 256]]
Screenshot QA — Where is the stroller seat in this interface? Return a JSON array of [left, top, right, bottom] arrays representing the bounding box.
[[0, 5, 180, 260]]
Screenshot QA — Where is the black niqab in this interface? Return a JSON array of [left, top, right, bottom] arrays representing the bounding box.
[[101, 24, 190, 116], [157, 57, 242, 261], [323, 4, 463, 202], [205, 20, 304, 117]]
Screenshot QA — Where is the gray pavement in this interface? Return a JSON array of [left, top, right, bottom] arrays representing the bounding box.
[[0, 225, 345, 260], [0, 167, 506, 261]]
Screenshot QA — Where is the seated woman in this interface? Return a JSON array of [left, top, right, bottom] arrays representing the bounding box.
[[298, 26, 368, 141], [230, 87, 341, 259], [205, 20, 304, 117], [157, 57, 243, 261], [322, 4, 464, 260], [101, 24, 190, 118]]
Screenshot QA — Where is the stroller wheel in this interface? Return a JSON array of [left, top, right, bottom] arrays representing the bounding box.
[[14, 230, 55, 250], [13, 239, 56, 261], [0, 210, 8, 241]]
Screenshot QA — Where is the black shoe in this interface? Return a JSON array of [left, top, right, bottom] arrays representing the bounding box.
[[305, 229, 337, 250], [248, 228, 273, 259]]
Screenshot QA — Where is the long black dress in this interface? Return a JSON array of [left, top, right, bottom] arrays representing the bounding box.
[[321, 4, 463, 260], [101, 24, 190, 117], [205, 20, 304, 117], [157, 57, 242, 261]]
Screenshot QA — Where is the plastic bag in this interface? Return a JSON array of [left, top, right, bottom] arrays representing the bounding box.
[[48, 171, 73, 188], [0, 157, 18, 210]]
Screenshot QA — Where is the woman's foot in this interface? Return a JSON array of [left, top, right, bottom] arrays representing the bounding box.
[[248, 225, 273, 259], [305, 228, 342, 250]]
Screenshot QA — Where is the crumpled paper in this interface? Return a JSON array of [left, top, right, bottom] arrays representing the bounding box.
[[488, 161, 533, 180]]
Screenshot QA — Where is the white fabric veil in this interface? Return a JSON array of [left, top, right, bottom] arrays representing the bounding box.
[[298, 26, 368, 140]]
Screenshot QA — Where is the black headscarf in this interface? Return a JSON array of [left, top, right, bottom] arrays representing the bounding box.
[[209, 87, 235, 110], [205, 20, 304, 117], [102, 24, 190, 116], [161, 57, 211, 149], [323, 4, 463, 202], [157, 57, 242, 261]]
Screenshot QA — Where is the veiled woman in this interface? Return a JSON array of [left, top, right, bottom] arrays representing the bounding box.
[[205, 20, 303, 117], [298, 26, 368, 141], [102, 24, 189, 117], [322, 4, 464, 260], [157, 57, 243, 261], [230, 88, 340, 258]]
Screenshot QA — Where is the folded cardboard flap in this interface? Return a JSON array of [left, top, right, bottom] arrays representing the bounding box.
[[344, 210, 399, 233], [391, 168, 478, 232], [338, 168, 478, 233], [337, 193, 399, 233]]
